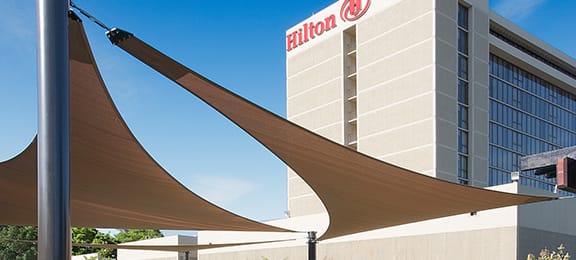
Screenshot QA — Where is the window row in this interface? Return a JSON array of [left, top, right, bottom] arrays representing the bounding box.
[[489, 31, 576, 81], [489, 100, 576, 147], [489, 145, 568, 193], [490, 165, 569, 195], [519, 170, 558, 193], [490, 55, 576, 112], [489, 145, 520, 172], [457, 3, 469, 185], [488, 168, 511, 186], [489, 123, 562, 156], [490, 76, 576, 130]]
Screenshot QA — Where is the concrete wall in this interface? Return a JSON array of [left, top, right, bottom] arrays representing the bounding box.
[[516, 185, 576, 258], [118, 236, 197, 260], [200, 246, 306, 260], [286, 32, 342, 217], [356, 0, 436, 177], [318, 227, 517, 260], [199, 228, 517, 260]]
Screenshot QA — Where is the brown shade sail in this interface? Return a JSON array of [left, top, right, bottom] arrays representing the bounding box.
[[0, 14, 287, 233], [108, 28, 555, 240], [73, 239, 294, 251]]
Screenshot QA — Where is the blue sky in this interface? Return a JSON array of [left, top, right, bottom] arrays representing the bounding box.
[[0, 0, 575, 232]]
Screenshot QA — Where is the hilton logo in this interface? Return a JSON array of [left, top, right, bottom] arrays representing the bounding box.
[[286, 0, 371, 52], [340, 0, 371, 22]]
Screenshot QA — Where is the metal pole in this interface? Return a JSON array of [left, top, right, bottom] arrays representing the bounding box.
[[307, 231, 317, 260], [37, 0, 70, 259]]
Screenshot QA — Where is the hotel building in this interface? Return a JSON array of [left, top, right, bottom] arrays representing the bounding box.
[[199, 0, 576, 258]]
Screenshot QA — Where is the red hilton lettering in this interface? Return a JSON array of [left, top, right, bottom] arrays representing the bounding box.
[[286, 14, 337, 51]]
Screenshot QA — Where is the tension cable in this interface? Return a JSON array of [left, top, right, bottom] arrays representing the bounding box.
[[69, 2, 111, 31]]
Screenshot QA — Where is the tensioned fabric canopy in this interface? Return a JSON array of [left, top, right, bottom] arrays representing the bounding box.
[[0, 13, 287, 233], [73, 239, 294, 251], [107, 28, 555, 240]]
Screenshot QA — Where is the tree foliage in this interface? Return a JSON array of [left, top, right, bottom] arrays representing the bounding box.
[[0, 226, 163, 259], [91, 231, 117, 258], [0, 226, 38, 259], [72, 227, 99, 255], [115, 229, 163, 243], [71, 227, 117, 258]]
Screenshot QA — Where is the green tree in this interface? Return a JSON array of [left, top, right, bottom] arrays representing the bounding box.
[[0, 226, 162, 259], [72, 227, 99, 255], [72, 227, 117, 259], [91, 231, 117, 258], [115, 229, 163, 243], [0, 225, 38, 259]]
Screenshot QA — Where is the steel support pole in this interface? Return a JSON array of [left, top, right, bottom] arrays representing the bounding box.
[[307, 231, 317, 260], [37, 0, 70, 259]]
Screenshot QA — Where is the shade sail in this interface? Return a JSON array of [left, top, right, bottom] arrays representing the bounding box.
[[108, 29, 554, 240], [0, 13, 287, 233], [74, 239, 294, 251]]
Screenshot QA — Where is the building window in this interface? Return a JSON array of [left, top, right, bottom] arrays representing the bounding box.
[[457, 3, 470, 185], [458, 55, 469, 80], [458, 105, 469, 129], [458, 4, 469, 30], [458, 155, 469, 185], [458, 79, 468, 104], [458, 29, 469, 54]]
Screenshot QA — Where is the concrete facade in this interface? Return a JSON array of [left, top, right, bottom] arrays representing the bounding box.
[[286, 0, 501, 218]]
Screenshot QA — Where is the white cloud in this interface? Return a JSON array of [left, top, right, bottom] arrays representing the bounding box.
[[191, 176, 257, 206], [493, 0, 546, 21]]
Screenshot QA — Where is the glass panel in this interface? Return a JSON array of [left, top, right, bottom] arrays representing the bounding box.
[[458, 4, 468, 30], [459, 130, 468, 154], [458, 54, 468, 80], [458, 105, 469, 129], [458, 29, 468, 54], [458, 155, 468, 179], [458, 79, 468, 104]]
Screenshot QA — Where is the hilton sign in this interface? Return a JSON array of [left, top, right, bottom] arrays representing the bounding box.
[[286, 0, 371, 52]]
